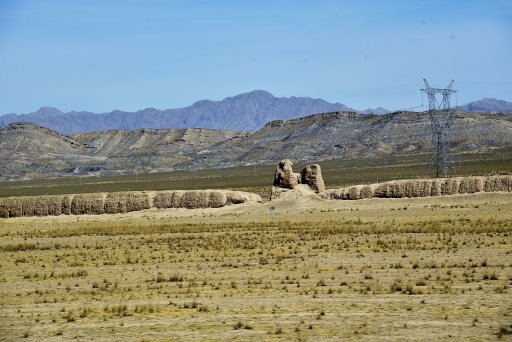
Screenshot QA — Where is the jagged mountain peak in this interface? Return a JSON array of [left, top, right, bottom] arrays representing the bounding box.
[[34, 106, 63, 116], [0, 91, 358, 134], [2, 91, 511, 135], [236, 89, 274, 97]]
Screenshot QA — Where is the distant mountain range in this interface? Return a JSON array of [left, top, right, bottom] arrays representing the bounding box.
[[1, 110, 511, 180], [1, 91, 511, 134], [456, 98, 512, 113]]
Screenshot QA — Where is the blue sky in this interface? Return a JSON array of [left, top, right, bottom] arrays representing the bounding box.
[[0, 0, 511, 114]]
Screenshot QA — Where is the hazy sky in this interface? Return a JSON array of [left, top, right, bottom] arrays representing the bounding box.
[[0, 0, 511, 114]]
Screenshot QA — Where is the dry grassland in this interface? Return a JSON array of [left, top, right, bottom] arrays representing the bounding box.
[[0, 192, 511, 341]]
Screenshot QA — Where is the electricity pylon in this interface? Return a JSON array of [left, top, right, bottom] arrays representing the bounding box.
[[420, 79, 457, 178]]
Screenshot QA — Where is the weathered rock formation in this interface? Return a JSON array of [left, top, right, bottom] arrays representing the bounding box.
[[273, 159, 301, 189], [0, 190, 262, 218], [301, 164, 325, 193], [271, 160, 325, 200]]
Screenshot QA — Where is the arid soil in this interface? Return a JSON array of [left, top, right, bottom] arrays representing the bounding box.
[[0, 192, 511, 341]]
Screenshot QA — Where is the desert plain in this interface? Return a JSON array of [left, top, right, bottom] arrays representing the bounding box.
[[0, 189, 511, 341]]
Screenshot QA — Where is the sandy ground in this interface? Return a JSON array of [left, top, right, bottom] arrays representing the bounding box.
[[0, 192, 511, 341]]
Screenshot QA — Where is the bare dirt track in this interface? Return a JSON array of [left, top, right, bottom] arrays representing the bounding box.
[[1, 192, 511, 341]]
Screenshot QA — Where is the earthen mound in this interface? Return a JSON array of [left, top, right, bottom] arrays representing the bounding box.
[[320, 175, 512, 201], [271, 159, 325, 201], [0, 189, 262, 218]]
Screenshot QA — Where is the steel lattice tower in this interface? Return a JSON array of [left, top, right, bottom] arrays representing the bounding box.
[[420, 79, 457, 178]]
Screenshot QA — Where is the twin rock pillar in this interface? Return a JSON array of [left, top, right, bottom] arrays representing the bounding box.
[[272, 159, 325, 199]]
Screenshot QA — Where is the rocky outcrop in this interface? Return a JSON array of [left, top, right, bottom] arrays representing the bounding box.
[[271, 160, 325, 200]]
